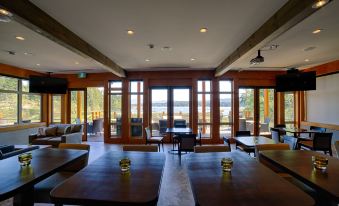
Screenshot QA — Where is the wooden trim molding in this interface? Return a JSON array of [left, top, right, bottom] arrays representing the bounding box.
[[0, 122, 46, 132], [0, 63, 45, 78], [303, 59, 339, 76], [301, 121, 339, 131]]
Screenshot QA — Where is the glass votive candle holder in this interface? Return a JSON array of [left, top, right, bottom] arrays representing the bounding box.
[[18, 152, 32, 167], [221, 157, 233, 172], [312, 155, 328, 170], [119, 158, 131, 173]]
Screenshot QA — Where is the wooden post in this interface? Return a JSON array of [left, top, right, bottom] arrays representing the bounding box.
[[202, 81, 206, 134], [264, 89, 269, 119], [137, 81, 141, 118], [76, 91, 82, 121]]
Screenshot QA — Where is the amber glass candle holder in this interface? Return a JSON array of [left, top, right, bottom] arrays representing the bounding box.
[[119, 158, 131, 174], [18, 152, 32, 167], [312, 155, 328, 170], [221, 158, 233, 172]]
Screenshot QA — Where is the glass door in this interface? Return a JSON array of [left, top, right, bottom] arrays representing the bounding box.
[[172, 88, 190, 128], [259, 88, 275, 135], [239, 88, 255, 135], [69, 89, 86, 140], [151, 88, 168, 136], [87, 87, 104, 142]]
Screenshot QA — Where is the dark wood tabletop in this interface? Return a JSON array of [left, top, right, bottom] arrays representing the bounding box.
[[186, 151, 314, 206], [165, 128, 192, 133], [50, 151, 166, 206], [0, 148, 87, 201], [234, 136, 275, 147], [260, 150, 339, 203]]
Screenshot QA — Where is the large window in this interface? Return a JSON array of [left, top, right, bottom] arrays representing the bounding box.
[[259, 89, 275, 135], [198, 80, 212, 138], [284, 92, 295, 128], [239, 88, 255, 134], [219, 80, 233, 138], [129, 81, 143, 138], [52, 95, 62, 123], [109, 81, 122, 138], [0, 75, 41, 125]]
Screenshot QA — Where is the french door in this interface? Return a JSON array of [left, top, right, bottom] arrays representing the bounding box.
[[68, 89, 87, 141], [150, 87, 191, 136], [238, 87, 275, 136]]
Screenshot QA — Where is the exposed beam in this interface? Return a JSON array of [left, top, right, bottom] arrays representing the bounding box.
[[0, 0, 126, 77], [215, 0, 331, 77]]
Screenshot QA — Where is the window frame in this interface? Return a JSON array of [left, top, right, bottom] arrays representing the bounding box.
[[109, 80, 123, 138], [197, 80, 212, 139], [129, 80, 144, 138], [219, 80, 233, 138]]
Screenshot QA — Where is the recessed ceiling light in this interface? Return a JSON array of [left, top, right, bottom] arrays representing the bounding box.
[[127, 30, 134, 35], [312, 29, 323, 34], [161, 46, 172, 51], [15, 36, 25, 41], [145, 59, 150, 62], [75, 61, 79, 65], [36, 63, 40, 66], [190, 58, 196, 61], [0, 8, 11, 16], [305, 59, 310, 62], [200, 28, 208, 33], [312, 0, 329, 8], [23, 52, 33, 56]]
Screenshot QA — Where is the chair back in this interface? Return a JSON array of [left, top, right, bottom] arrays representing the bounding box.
[[174, 119, 186, 128], [145, 127, 151, 140], [58, 143, 90, 172], [194, 145, 230, 153], [159, 119, 167, 134], [275, 124, 286, 128], [264, 117, 270, 124], [335, 141, 339, 158], [270, 128, 281, 143], [310, 126, 326, 133], [123, 145, 158, 152], [255, 143, 290, 160], [313, 133, 332, 150], [92, 118, 104, 133], [235, 130, 250, 137], [283, 135, 297, 150], [179, 134, 196, 152]]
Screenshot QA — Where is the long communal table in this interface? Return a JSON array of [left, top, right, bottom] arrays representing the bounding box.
[[50, 151, 166, 206], [186, 151, 314, 206]]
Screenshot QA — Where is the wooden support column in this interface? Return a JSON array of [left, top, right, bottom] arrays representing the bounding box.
[[137, 82, 141, 118], [202, 81, 206, 134], [277, 92, 285, 125], [264, 89, 269, 119], [103, 81, 109, 142], [212, 79, 220, 143], [233, 80, 239, 136], [76, 91, 82, 121]]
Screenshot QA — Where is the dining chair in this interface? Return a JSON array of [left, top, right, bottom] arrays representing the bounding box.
[[123, 145, 158, 152], [235, 130, 251, 137], [28, 143, 90, 204], [196, 127, 202, 146], [298, 132, 333, 156], [270, 128, 282, 143], [145, 127, 164, 152], [173, 119, 187, 128], [194, 145, 230, 153], [223, 136, 231, 151], [178, 133, 196, 157], [283, 135, 298, 150], [335, 141, 339, 158]]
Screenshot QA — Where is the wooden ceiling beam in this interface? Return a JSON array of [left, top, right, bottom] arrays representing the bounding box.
[[0, 0, 126, 77], [215, 0, 332, 77]]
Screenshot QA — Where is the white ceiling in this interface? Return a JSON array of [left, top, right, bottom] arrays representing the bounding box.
[[0, 20, 106, 73], [27, 0, 287, 71], [0, 0, 338, 74], [231, 0, 339, 71]]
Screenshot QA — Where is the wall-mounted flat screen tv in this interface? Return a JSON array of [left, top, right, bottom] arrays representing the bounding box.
[[29, 76, 68, 94], [276, 71, 316, 92]]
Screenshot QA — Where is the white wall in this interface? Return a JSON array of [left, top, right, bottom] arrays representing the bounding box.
[[306, 73, 339, 142]]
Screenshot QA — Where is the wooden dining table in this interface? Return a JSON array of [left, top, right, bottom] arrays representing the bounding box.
[[185, 151, 314, 206], [166, 127, 193, 152], [0, 148, 87, 205], [50, 151, 166, 206], [283, 128, 318, 138], [234, 135, 275, 147], [260, 150, 339, 205]]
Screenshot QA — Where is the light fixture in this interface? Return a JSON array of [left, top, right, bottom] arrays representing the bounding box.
[[312, 29, 322, 34], [23, 52, 33, 56], [75, 61, 79, 65], [145, 59, 150, 62], [36, 63, 40, 66], [305, 59, 310, 62], [127, 30, 134, 35], [312, 0, 329, 8], [190, 58, 196, 61], [161, 46, 172, 51], [200, 28, 208, 33], [0, 8, 10, 16], [250, 50, 264, 65], [0, 8, 12, 22], [15, 36, 25, 41]]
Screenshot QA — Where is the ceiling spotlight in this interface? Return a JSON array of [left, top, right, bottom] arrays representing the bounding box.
[[250, 50, 264, 65], [23, 52, 33, 56], [312, 29, 323, 34], [0, 8, 12, 22], [0, 8, 11, 16], [305, 59, 310, 62], [312, 0, 329, 8], [190, 58, 196, 61], [15, 36, 25, 41], [75, 61, 79, 65], [161, 46, 172, 51], [145, 59, 150, 62], [127, 30, 134, 35], [36, 63, 40, 66], [200, 28, 208, 33]]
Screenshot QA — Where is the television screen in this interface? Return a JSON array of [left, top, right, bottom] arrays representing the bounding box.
[[276, 71, 316, 92], [29, 76, 68, 94]]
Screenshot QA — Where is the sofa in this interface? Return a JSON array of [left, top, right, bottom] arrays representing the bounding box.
[[29, 124, 83, 147], [0, 145, 40, 160]]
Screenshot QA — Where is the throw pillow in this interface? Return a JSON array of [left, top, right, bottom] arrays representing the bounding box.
[[71, 124, 82, 133], [56, 125, 68, 136], [45, 127, 57, 137], [38, 127, 46, 136], [64, 126, 72, 134]]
